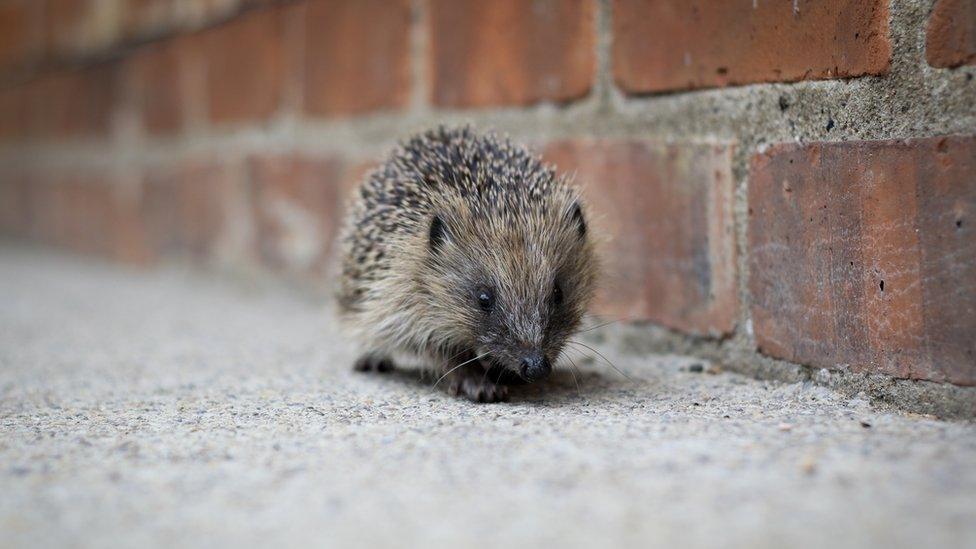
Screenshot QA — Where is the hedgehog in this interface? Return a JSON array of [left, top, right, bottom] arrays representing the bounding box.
[[336, 126, 597, 402]]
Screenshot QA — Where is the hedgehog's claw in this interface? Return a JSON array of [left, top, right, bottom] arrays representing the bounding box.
[[450, 376, 509, 403], [353, 354, 396, 373]]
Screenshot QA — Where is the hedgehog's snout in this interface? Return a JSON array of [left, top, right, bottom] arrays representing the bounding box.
[[518, 351, 551, 382]]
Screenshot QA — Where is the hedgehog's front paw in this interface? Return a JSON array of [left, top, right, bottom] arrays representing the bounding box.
[[353, 354, 396, 374], [450, 376, 509, 403]]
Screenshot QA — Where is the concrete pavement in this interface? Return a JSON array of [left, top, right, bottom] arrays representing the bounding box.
[[1, 247, 974, 549]]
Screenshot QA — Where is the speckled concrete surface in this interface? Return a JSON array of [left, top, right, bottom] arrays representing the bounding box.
[[1, 248, 974, 549]]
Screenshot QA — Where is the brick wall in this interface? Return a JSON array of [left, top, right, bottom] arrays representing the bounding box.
[[1, 0, 974, 390]]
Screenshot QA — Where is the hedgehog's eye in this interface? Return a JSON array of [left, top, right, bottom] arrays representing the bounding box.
[[476, 288, 495, 312], [552, 283, 564, 306]]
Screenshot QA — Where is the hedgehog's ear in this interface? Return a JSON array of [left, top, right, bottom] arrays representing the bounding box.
[[568, 201, 587, 239], [429, 215, 448, 253]]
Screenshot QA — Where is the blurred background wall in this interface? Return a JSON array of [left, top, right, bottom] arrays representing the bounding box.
[[0, 0, 973, 391]]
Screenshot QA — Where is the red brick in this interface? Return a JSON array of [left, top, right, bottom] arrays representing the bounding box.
[[303, 0, 411, 117], [0, 171, 33, 237], [109, 182, 153, 265], [199, 8, 284, 124], [43, 0, 121, 57], [247, 155, 345, 274], [28, 172, 150, 263], [141, 161, 240, 261], [30, 175, 109, 254], [27, 63, 118, 139], [748, 136, 976, 386], [124, 40, 186, 134], [0, 0, 43, 73], [0, 85, 31, 140], [429, 0, 595, 107], [926, 0, 976, 68], [612, 0, 891, 94], [544, 140, 738, 336]]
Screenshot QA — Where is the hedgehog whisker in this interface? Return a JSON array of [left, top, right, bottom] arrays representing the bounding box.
[[432, 351, 492, 389], [481, 361, 505, 388], [446, 348, 470, 363], [566, 340, 632, 381], [576, 317, 633, 334], [564, 355, 582, 397]]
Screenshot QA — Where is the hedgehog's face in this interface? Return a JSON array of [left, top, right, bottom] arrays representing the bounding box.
[[424, 197, 597, 383]]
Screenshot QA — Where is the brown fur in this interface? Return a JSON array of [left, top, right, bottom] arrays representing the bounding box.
[[337, 126, 597, 402]]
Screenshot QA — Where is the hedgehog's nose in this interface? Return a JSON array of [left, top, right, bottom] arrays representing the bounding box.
[[519, 352, 551, 382]]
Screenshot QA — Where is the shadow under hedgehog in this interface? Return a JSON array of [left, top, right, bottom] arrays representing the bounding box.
[[336, 126, 598, 402]]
